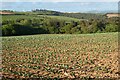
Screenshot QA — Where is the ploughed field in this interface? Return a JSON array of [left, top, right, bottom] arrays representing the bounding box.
[[2, 32, 119, 79]]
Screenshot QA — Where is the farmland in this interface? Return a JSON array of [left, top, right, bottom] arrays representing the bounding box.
[[1, 10, 119, 36], [2, 15, 80, 21], [2, 32, 119, 79]]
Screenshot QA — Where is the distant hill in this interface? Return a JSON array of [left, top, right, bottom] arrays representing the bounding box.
[[1, 9, 106, 20], [32, 9, 62, 15], [87, 10, 118, 14], [31, 9, 105, 20]]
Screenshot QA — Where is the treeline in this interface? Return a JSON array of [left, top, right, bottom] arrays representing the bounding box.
[[32, 9, 61, 16], [60, 13, 106, 20], [0, 10, 14, 12], [1, 9, 106, 20], [1, 16, 119, 36], [32, 9, 105, 20]]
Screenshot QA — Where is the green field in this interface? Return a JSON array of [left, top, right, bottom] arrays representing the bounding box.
[[2, 32, 119, 79], [1, 15, 43, 21], [1, 15, 36, 21], [41, 15, 81, 21], [2, 15, 80, 21]]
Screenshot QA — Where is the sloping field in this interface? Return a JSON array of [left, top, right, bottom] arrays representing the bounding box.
[[2, 32, 119, 79], [38, 15, 80, 21], [2, 15, 38, 21], [2, 14, 80, 22]]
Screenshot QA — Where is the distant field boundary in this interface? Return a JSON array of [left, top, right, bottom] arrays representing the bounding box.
[[0, 11, 15, 15], [106, 13, 120, 18]]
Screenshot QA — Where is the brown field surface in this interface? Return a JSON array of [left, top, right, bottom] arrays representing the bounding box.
[[0, 11, 14, 15], [2, 32, 119, 79]]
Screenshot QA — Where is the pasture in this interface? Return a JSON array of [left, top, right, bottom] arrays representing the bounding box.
[[2, 15, 80, 22]]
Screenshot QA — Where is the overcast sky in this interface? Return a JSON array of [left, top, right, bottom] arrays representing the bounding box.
[[1, 2, 118, 12], [0, 0, 119, 2]]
